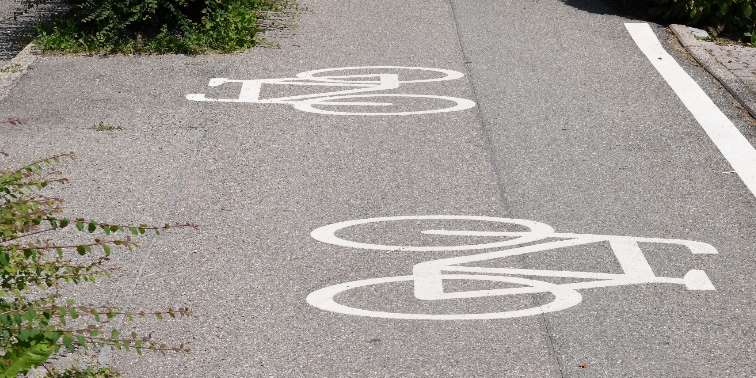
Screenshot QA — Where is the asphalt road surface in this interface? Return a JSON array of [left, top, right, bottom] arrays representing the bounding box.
[[1, 0, 754, 376]]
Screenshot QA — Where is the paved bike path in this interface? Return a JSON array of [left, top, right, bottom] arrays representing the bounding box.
[[450, 1, 755, 376], [1, 0, 754, 377]]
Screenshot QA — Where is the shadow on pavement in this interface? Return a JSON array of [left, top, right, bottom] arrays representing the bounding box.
[[561, 0, 663, 22], [0, 1, 67, 66]]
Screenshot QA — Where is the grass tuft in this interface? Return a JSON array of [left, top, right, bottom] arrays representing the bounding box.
[[32, 0, 297, 55], [92, 121, 123, 131]]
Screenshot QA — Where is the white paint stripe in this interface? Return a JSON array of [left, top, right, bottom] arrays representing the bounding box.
[[429, 230, 717, 255], [625, 23, 756, 198], [445, 266, 625, 280], [608, 238, 655, 279]]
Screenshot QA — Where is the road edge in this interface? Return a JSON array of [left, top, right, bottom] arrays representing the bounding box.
[[670, 24, 756, 119], [0, 42, 37, 102]]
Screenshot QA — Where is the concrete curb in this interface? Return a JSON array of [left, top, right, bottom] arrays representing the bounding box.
[[0, 42, 37, 103], [670, 24, 756, 119]]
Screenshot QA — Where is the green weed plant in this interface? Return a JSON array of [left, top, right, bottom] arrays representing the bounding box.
[[0, 152, 193, 376], [0, 64, 23, 74], [649, 0, 756, 43], [42, 363, 120, 377], [25, 0, 296, 54], [91, 121, 122, 131]]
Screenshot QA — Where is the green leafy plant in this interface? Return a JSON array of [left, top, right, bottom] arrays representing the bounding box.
[[0, 152, 194, 376], [42, 362, 120, 377], [649, 0, 756, 43], [26, 0, 297, 54], [0, 64, 23, 73], [91, 121, 122, 131]]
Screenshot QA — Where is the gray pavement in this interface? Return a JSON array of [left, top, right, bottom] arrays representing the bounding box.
[[1, 0, 755, 377]]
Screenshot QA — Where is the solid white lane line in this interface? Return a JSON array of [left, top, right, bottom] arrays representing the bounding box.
[[625, 23, 756, 199]]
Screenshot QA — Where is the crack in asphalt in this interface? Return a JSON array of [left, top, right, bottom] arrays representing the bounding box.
[[446, 1, 566, 376], [98, 127, 207, 364]]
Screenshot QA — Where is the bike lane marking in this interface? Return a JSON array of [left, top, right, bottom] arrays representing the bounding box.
[[307, 215, 717, 320], [626, 23, 756, 199], [185, 66, 477, 116]]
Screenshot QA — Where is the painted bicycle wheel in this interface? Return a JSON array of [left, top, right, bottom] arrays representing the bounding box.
[[296, 66, 465, 83], [310, 215, 555, 252], [292, 93, 476, 116], [307, 274, 582, 320]]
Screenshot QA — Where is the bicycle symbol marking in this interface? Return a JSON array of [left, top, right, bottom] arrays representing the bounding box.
[[307, 215, 718, 320], [186, 66, 476, 116]]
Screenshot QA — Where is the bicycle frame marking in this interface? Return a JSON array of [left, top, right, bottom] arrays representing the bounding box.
[[307, 215, 718, 320], [186, 66, 476, 116]]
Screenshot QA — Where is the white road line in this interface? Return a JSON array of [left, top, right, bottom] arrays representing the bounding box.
[[626, 23, 756, 199]]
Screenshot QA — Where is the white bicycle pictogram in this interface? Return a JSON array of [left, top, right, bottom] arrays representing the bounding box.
[[186, 66, 476, 116], [307, 215, 718, 320]]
